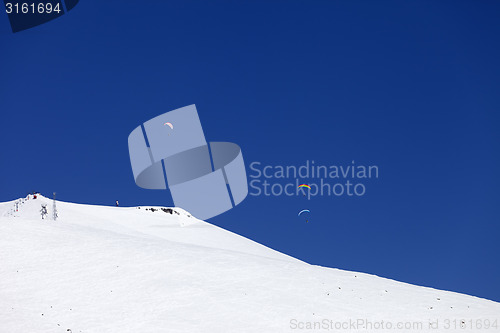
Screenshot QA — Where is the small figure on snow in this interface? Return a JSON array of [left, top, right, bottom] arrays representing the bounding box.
[[40, 204, 48, 220], [115, 200, 119, 207]]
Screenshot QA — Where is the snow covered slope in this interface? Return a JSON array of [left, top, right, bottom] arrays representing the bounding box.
[[0, 195, 499, 333]]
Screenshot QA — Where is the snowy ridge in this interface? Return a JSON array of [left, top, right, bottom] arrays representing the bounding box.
[[0, 195, 499, 333]]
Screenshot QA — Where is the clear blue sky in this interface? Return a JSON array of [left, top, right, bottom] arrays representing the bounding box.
[[1, 1, 499, 301]]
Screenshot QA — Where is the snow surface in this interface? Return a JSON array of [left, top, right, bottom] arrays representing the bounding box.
[[0, 195, 498, 332]]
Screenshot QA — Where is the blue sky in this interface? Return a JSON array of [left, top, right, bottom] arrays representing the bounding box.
[[1, 1, 499, 301]]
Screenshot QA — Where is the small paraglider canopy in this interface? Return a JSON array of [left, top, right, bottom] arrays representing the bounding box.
[[298, 209, 311, 223], [298, 209, 310, 216], [298, 184, 311, 196], [164, 122, 174, 129]]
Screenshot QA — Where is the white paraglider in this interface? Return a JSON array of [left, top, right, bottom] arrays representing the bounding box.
[[298, 209, 310, 216], [298, 209, 311, 223]]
